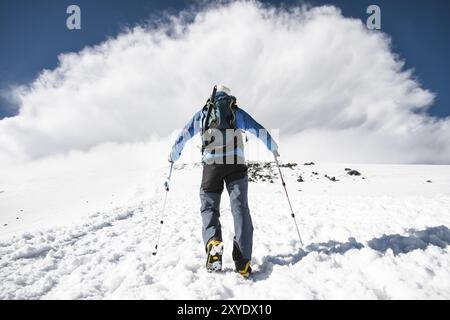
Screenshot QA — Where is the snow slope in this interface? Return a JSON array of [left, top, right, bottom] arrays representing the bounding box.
[[1, 161, 450, 299]]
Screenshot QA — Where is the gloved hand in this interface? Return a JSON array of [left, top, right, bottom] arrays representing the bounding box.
[[273, 150, 280, 158]]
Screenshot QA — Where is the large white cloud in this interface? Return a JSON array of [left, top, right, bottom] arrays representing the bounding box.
[[0, 0, 448, 165]]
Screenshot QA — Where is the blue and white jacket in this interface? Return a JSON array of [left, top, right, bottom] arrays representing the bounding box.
[[170, 98, 278, 164]]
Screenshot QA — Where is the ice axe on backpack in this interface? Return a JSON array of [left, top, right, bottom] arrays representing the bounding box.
[[201, 85, 217, 154], [204, 85, 217, 130]]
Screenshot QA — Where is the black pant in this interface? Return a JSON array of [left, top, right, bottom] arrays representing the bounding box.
[[199, 163, 253, 261], [201, 164, 248, 193]]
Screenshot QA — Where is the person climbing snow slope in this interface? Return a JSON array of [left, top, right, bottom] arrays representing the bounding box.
[[169, 85, 279, 278]]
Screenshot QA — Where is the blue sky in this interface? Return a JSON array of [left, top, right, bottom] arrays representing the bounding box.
[[0, 0, 449, 119]]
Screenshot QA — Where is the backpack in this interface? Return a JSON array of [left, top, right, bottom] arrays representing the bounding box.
[[201, 93, 238, 154], [204, 94, 237, 131]]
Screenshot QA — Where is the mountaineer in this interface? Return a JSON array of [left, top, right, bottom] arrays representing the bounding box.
[[168, 85, 279, 278]]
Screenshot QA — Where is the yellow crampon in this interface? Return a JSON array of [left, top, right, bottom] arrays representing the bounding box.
[[237, 261, 251, 278], [207, 240, 222, 248], [206, 240, 223, 272]]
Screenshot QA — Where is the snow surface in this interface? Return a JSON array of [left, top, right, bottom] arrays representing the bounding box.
[[1, 160, 450, 299]]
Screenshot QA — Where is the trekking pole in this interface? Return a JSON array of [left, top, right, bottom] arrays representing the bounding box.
[[273, 155, 304, 246], [152, 162, 174, 255]]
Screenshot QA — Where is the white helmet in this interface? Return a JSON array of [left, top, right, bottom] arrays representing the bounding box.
[[216, 84, 231, 96]]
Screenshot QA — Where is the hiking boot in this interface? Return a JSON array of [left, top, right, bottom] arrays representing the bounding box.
[[235, 259, 252, 278], [232, 240, 252, 277], [206, 239, 223, 272]]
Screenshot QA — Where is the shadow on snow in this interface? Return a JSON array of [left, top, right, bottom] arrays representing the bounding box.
[[252, 225, 450, 281]]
